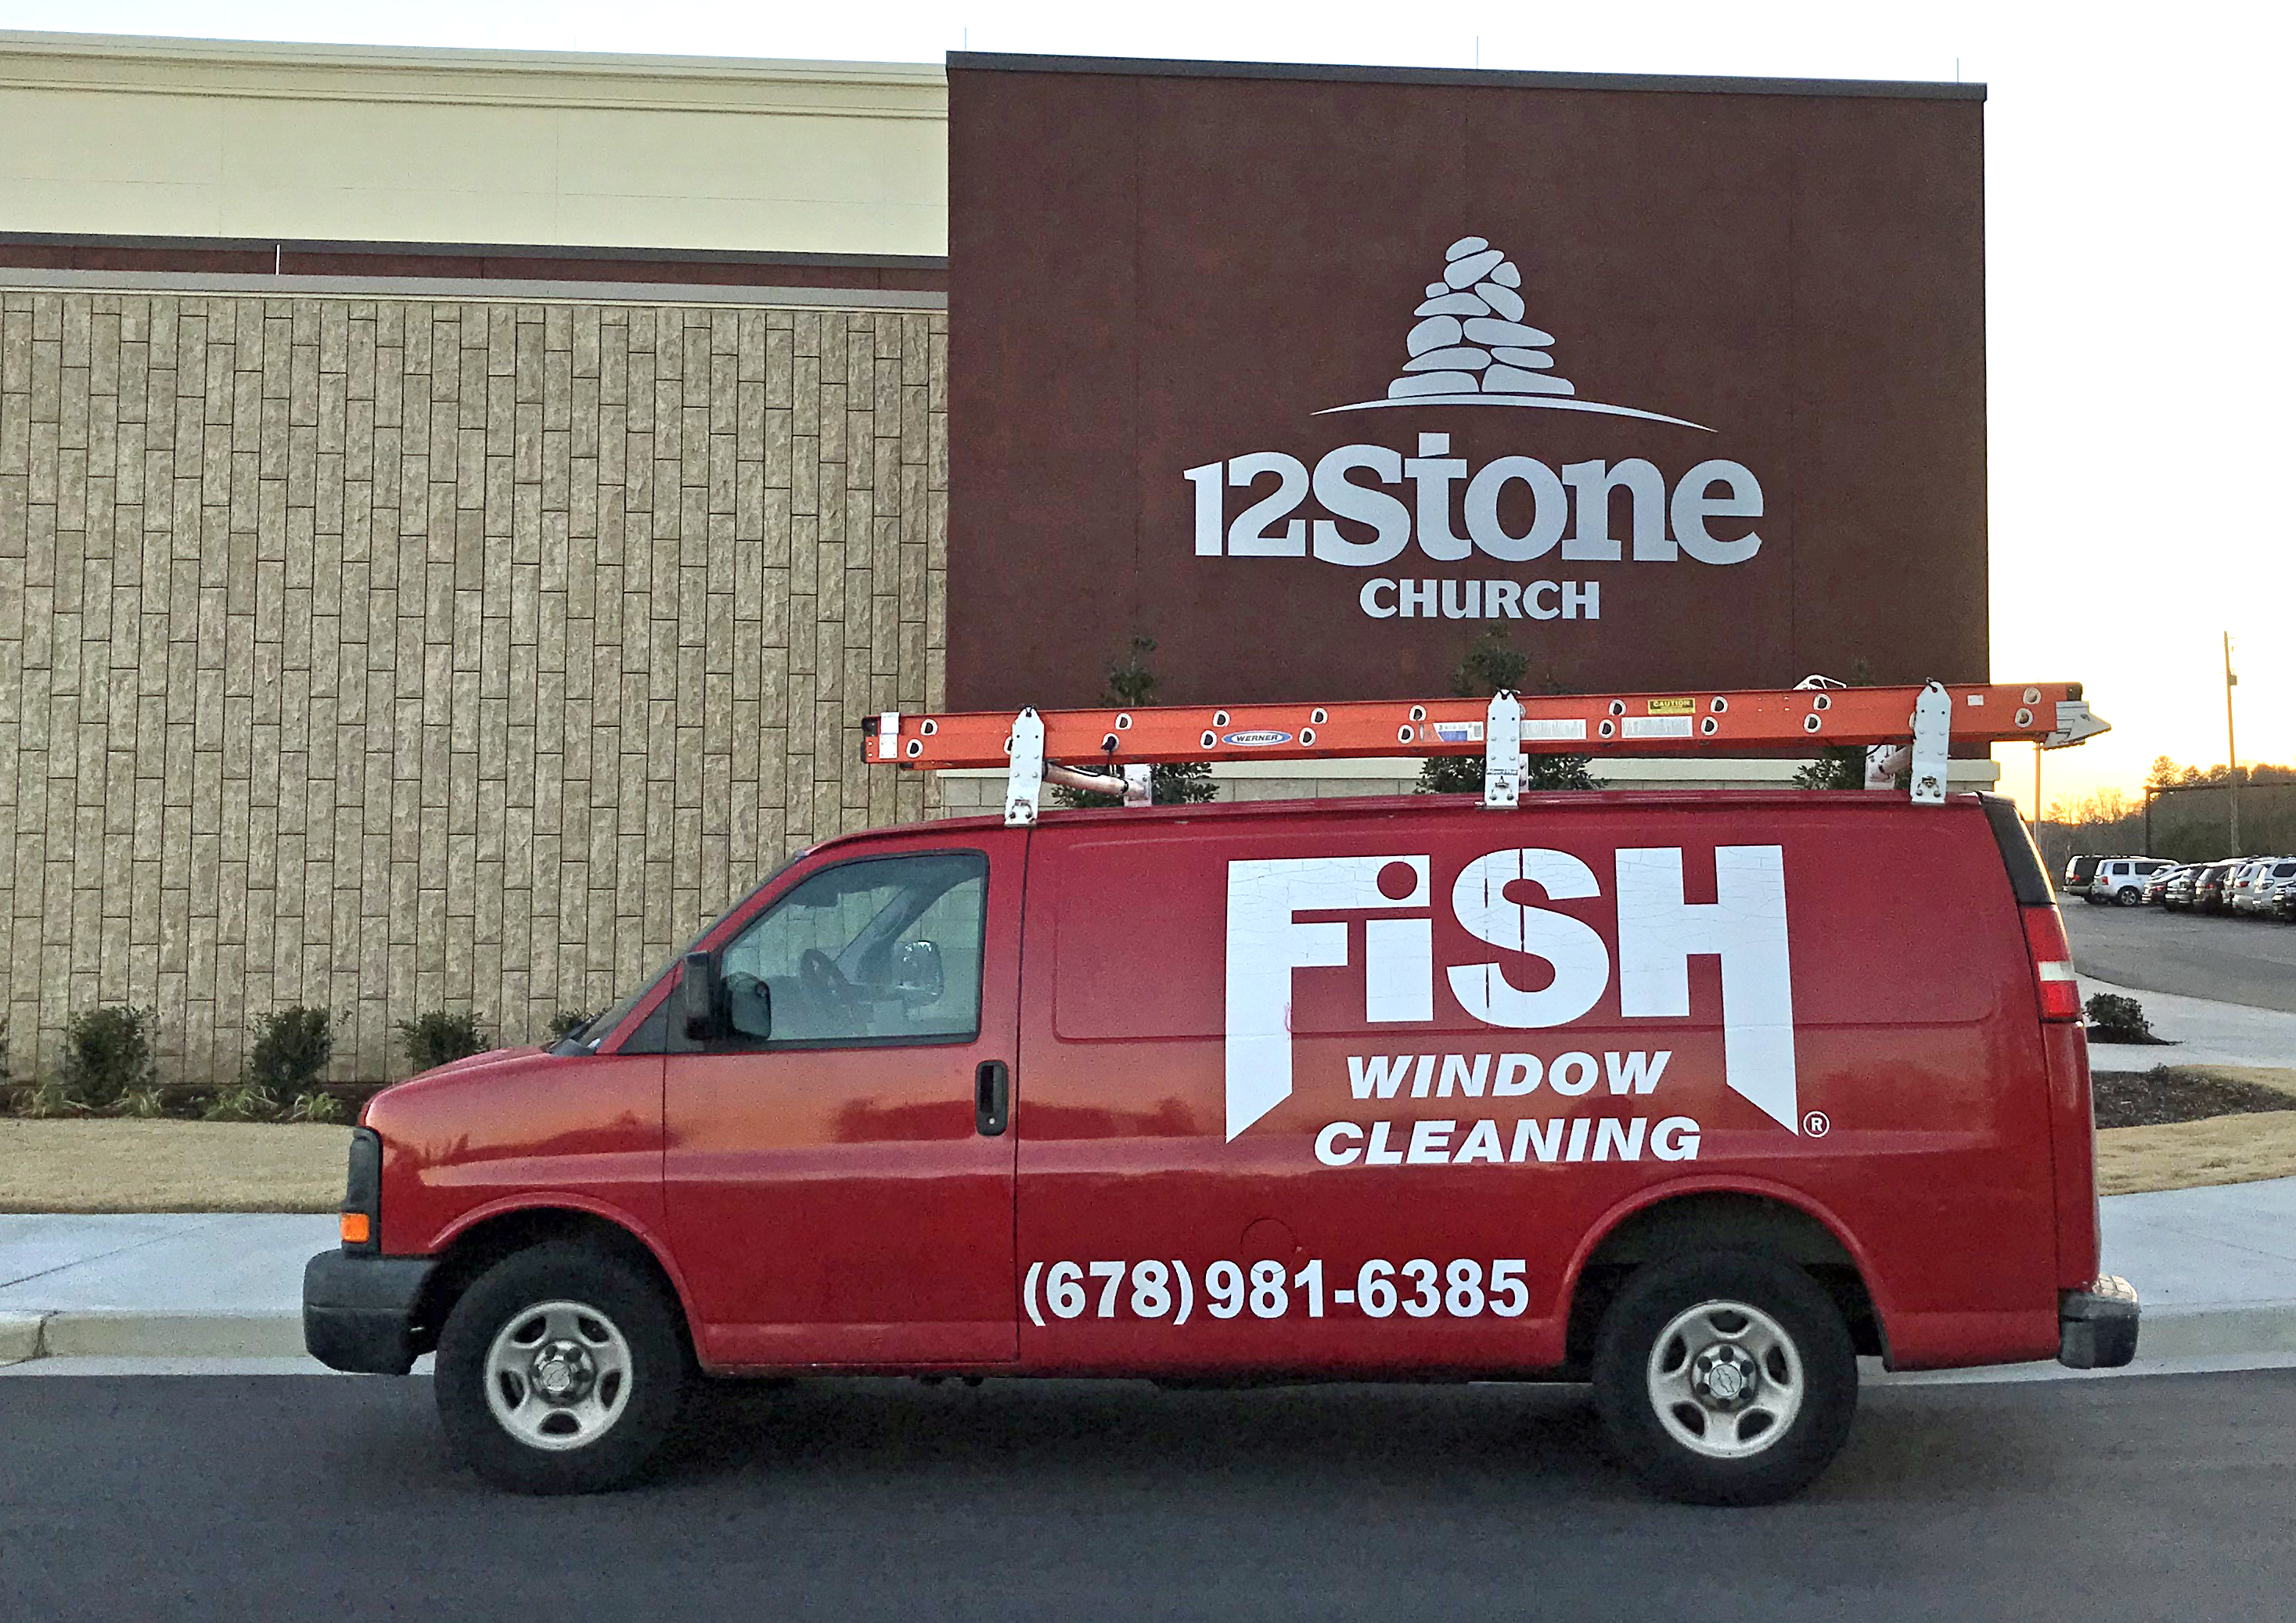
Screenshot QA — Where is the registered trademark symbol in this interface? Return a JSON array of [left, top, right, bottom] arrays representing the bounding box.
[[1803, 1110, 1831, 1138]]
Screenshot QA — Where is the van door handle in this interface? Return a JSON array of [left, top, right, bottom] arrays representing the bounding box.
[[975, 1060, 1009, 1137]]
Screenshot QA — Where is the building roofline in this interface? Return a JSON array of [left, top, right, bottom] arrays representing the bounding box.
[[0, 28, 944, 85], [0, 30, 947, 117], [0, 230, 946, 272], [948, 49, 1986, 103]]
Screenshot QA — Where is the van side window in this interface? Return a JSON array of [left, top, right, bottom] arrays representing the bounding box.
[[717, 851, 988, 1048]]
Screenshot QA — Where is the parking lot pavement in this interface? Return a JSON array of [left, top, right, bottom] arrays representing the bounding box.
[[5, 1371, 2295, 1621], [2060, 902, 2296, 1014]]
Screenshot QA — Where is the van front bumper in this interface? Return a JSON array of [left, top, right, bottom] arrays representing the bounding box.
[[2058, 1275, 2140, 1369], [302, 1249, 436, 1375]]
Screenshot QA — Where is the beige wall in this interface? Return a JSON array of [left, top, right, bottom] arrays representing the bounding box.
[[0, 285, 947, 1083], [0, 32, 947, 254]]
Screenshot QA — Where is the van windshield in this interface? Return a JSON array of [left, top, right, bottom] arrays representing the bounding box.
[[550, 851, 812, 1054]]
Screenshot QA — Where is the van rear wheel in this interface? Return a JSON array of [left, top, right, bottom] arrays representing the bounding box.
[[435, 1241, 690, 1494], [1592, 1251, 1857, 1506]]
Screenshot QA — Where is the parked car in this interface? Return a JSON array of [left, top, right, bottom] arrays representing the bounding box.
[[2230, 858, 2296, 916], [306, 788, 2135, 1506], [2142, 864, 2192, 905], [2193, 860, 2245, 913], [2269, 878, 2296, 923], [2062, 854, 2122, 895], [2161, 868, 2199, 909], [2086, 857, 2175, 907]]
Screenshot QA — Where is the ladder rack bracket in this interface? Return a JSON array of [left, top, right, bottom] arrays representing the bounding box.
[[1123, 765, 1153, 807], [1483, 691, 1523, 808], [1004, 708, 1045, 827], [1909, 681, 1950, 805]]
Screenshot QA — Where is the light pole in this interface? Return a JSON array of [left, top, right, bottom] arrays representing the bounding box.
[[2224, 632, 2240, 852]]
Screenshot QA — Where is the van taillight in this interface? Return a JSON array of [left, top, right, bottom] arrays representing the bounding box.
[[2023, 908, 2083, 1022]]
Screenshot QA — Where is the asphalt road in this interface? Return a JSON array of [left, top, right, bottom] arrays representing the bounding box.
[[2060, 901, 2296, 1013], [3, 1370, 2292, 1621]]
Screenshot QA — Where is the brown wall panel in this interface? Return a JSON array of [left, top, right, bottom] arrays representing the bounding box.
[[949, 61, 1985, 711]]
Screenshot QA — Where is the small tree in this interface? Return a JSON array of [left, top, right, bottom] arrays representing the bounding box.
[[1051, 636, 1219, 808], [1417, 630, 1596, 795], [1791, 663, 1882, 790], [1792, 750, 1866, 790]]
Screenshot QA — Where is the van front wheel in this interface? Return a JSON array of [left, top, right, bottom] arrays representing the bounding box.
[[1592, 1252, 1857, 1506], [435, 1241, 690, 1494]]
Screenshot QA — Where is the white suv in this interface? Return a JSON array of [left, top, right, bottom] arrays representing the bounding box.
[[2089, 858, 2175, 906], [2229, 858, 2296, 915]]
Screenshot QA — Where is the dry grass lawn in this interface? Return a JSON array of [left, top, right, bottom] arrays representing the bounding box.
[[2097, 1112, 2296, 1196], [0, 1120, 351, 1213], [2093, 1066, 2296, 1196]]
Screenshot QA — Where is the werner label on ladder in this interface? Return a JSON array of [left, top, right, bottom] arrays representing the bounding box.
[[860, 681, 2108, 827]]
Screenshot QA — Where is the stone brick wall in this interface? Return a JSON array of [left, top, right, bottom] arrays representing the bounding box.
[[0, 287, 946, 1083]]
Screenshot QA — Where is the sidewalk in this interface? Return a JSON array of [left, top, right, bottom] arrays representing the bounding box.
[[0, 1213, 333, 1365], [5, 1186, 2296, 1372], [2079, 973, 2296, 1071]]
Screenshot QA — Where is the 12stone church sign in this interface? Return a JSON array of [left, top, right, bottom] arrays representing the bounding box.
[[947, 55, 1988, 711], [1186, 232, 1768, 624]]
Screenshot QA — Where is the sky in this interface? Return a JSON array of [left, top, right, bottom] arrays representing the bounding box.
[[3, 0, 2288, 817]]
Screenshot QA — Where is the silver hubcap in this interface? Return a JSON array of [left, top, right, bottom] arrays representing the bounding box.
[[1646, 1298, 1804, 1460], [484, 1299, 634, 1452]]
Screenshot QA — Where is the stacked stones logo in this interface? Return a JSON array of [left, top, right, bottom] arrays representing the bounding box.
[[1319, 236, 1708, 430]]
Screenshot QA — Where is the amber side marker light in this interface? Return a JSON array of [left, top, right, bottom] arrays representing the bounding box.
[[339, 1212, 372, 1246]]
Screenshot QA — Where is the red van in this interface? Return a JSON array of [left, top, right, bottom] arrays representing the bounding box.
[[304, 787, 2136, 1503]]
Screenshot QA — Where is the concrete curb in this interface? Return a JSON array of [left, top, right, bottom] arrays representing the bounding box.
[[33, 1309, 304, 1360], [2136, 1303, 2296, 1360], [0, 1308, 49, 1365], [3, 1303, 2294, 1371]]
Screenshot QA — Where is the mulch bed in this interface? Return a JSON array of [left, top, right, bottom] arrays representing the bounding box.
[[2093, 1067, 2296, 1129]]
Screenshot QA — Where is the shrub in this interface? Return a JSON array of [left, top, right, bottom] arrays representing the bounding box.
[[547, 1009, 598, 1041], [203, 1082, 280, 1122], [284, 1089, 346, 1125], [58, 1005, 160, 1111], [396, 1009, 491, 1074], [2085, 993, 2154, 1043], [241, 1006, 335, 1095], [118, 1086, 170, 1119]]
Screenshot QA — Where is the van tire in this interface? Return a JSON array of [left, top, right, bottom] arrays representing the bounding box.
[[435, 1241, 690, 1495], [1592, 1251, 1857, 1506], [2115, 887, 2141, 907]]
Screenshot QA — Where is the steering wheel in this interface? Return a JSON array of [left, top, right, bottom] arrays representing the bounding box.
[[798, 948, 864, 1029]]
